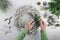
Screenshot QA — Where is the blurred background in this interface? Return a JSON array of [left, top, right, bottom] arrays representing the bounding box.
[[0, 0, 60, 40]]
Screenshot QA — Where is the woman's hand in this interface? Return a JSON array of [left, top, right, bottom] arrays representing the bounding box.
[[24, 20, 34, 31], [40, 19, 46, 30]]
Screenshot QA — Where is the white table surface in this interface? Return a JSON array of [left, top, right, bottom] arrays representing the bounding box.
[[0, 0, 60, 40]]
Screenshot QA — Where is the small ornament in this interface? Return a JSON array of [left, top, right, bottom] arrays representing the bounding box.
[[37, 2, 41, 5], [43, 1, 47, 6]]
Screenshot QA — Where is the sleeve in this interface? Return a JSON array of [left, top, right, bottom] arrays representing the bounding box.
[[15, 28, 28, 40], [40, 30, 48, 40]]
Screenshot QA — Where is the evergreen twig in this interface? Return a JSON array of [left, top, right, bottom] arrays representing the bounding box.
[[45, 0, 60, 18], [0, 0, 11, 11]]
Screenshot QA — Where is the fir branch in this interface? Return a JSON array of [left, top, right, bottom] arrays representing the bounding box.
[[0, 0, 11, 11], [33, 14, 40, 27], [29, 13, 41, 27], [44, 0, 60, 18]]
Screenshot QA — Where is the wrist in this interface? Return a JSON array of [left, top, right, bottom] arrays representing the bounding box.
[[24, 27, 29, 31], [41, 28, 46, 31], [21, 28, 28, 34]]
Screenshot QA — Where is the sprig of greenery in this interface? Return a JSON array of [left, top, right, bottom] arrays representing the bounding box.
[[0, 0, 11, 11], [29, 13, 40, 27], [44, 0, 60, 18], [33, 14, 40, 27]]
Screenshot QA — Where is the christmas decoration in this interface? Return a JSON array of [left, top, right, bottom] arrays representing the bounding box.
[[0, 0, 11, 11], [44, 0, 60, 26], [45, 0, 60, 18], [14, 5, 41, 35]]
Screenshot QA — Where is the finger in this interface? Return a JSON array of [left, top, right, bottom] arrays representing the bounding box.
[[29, 20, 34, 24], [40, 19, 43, 25], [41, 20, 46, 25], [42, 21, 45, 25], [31, 22, 35, 26], [31, 22, 35, 28]]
